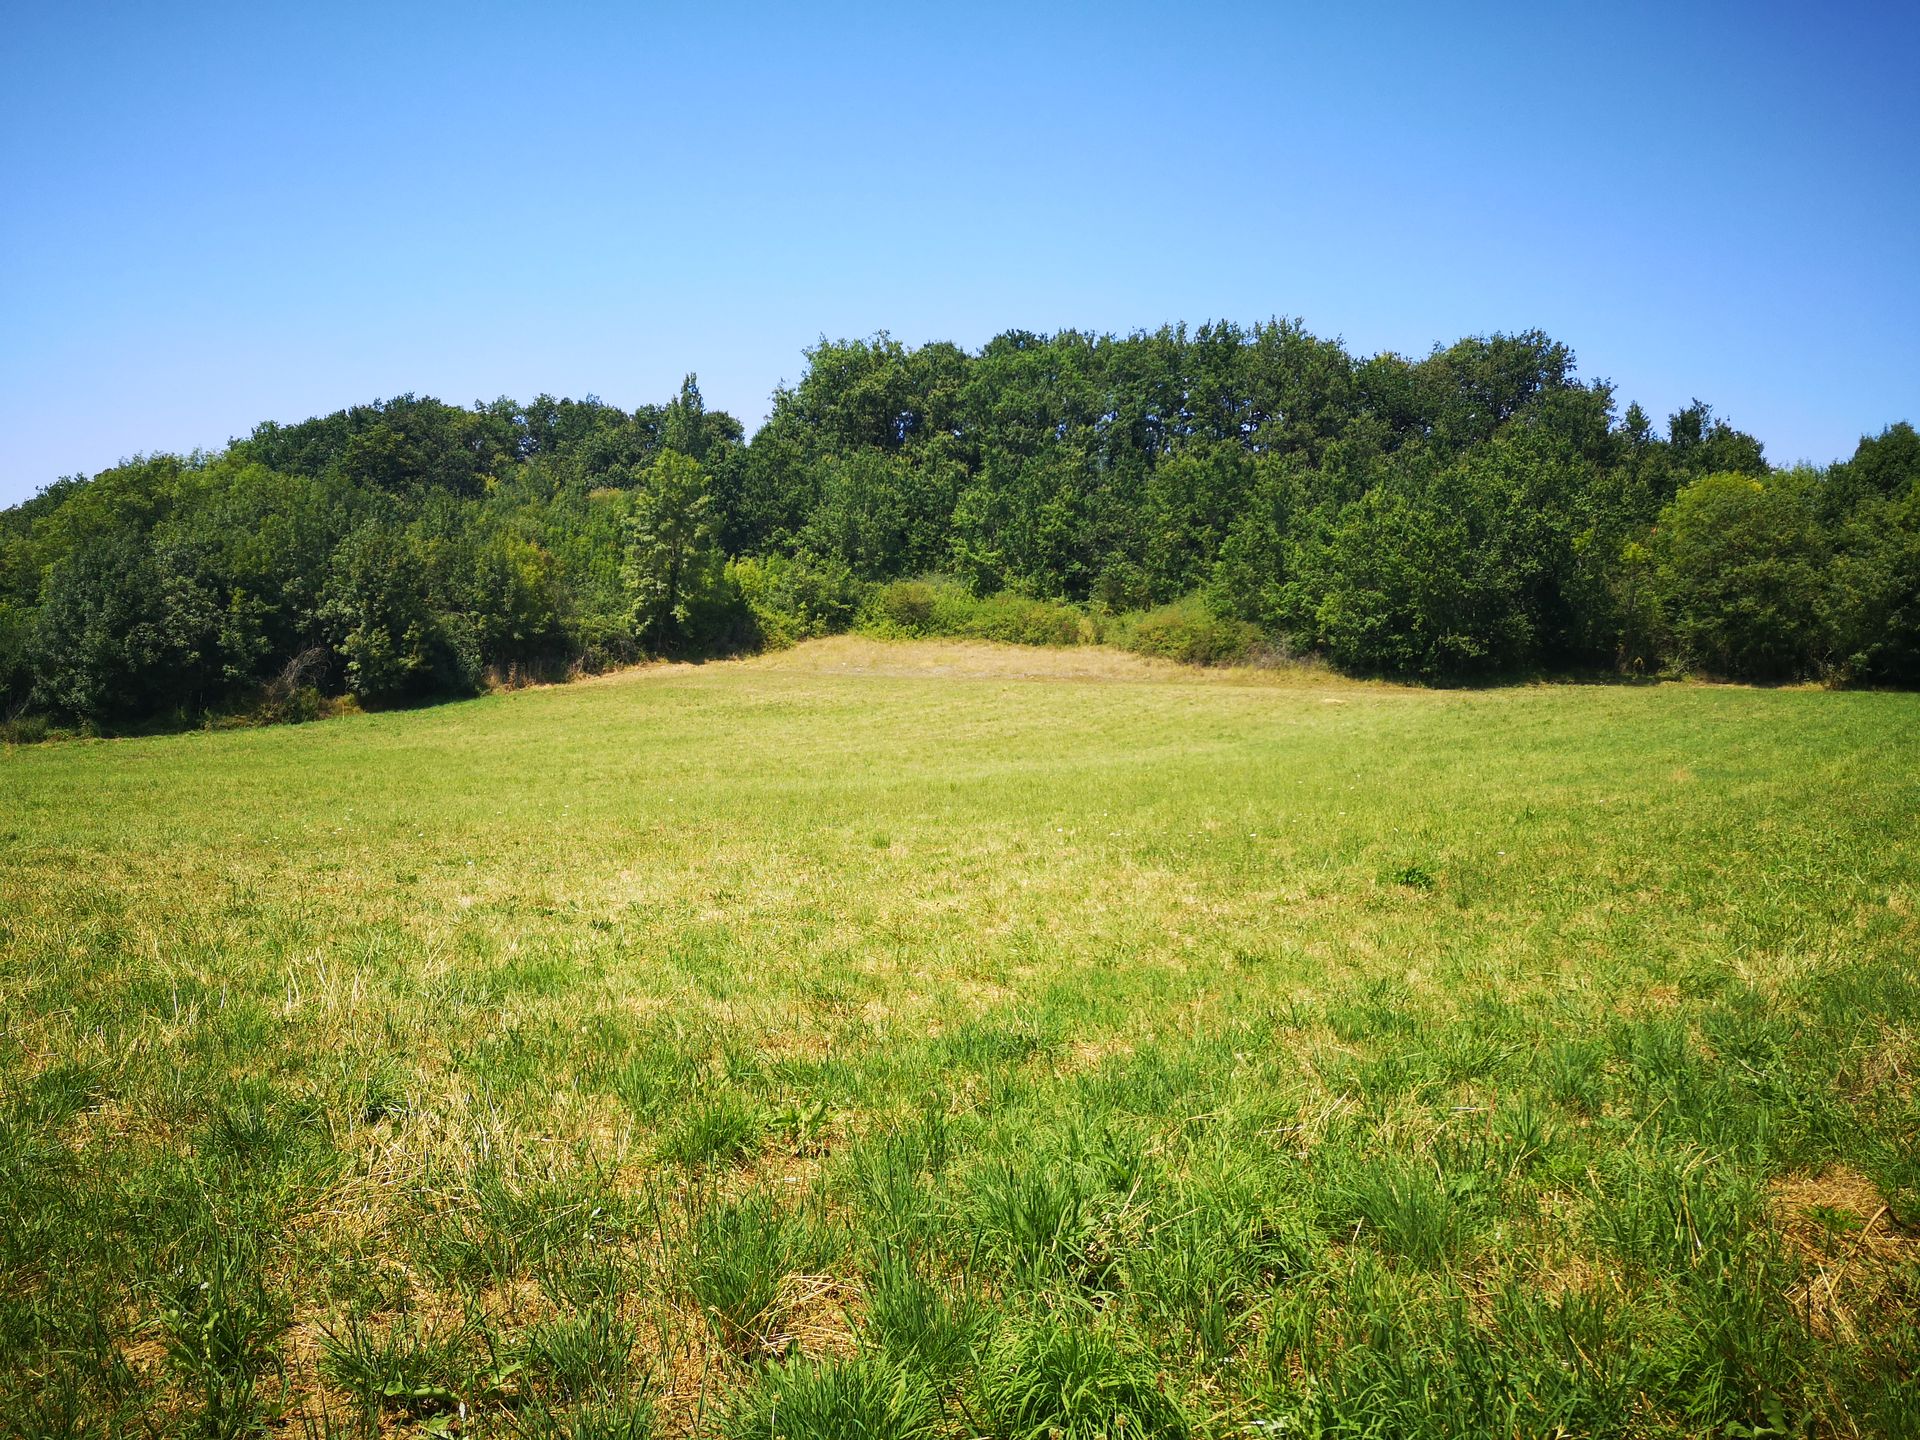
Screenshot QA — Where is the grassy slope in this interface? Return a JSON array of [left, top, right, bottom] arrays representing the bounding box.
[[2, 637, 1917, 1438]]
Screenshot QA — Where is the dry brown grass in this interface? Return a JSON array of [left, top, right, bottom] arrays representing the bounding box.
[[583, 634, 1401, 690], [1772, 1164, 1919, 1343]]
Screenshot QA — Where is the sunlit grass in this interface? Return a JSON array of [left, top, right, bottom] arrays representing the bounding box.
[[2, 637, 1916, 1436]]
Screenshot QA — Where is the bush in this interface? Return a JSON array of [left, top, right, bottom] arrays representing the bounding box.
[[1825, 485, 1920, 685], [672, 556, 758, 658], [0, 710, 50, 745], [959, 591, 1089, 646], [859, 580, 1269, 664], [1113, 598, 1258, 666], [859, 578, 946, 637], [858, 578, 1089, 647], [253, 646, 331, 725], [468, 534, 568, 666], [1313, 472, 1539, 679], [1648, 471, 1830, 681], [27, 527, 176, 720], [0, 599, 31, 715], [568, 612, 641, 674], [322, 526, 482, 704], [730, 552, 864, 649]]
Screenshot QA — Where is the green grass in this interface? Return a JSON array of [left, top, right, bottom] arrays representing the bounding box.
[[3, 635, 1918, 1437]]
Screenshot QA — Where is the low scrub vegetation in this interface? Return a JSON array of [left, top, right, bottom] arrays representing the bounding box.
[[857, 577, 1092, 649]]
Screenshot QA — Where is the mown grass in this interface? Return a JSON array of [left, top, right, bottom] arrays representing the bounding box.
[[2, 635, 1917, 1438]]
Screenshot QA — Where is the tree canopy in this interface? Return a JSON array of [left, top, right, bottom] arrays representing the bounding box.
[[3, 322, 1914, 731]]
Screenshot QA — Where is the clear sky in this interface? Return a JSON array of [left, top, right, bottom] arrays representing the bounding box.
[[3, 1, 1915, 506]]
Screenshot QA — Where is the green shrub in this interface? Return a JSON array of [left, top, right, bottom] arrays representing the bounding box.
[[1647, 471, 1831, 681], [1, 709, 50, 744], [1823, 483, 1920, 685], [1313, 477, 1539, 679], [672, 559, 758, 658], [730, 552, 865, 649], [569, 611, 642, 673], [958, 590, 1089, 646], [858, 577, 1088, 647], [321, 525, 486, 704], [0, 599, 33, 715], [859, 577, 948, 637], [252, 646, 330, 725], [1113, 598, 1258, 665]]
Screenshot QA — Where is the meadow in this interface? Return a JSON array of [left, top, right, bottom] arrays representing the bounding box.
[[2, 637, 1917, 1438]]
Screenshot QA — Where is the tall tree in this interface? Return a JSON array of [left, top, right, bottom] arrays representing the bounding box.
[[624, 448, 726, 652]]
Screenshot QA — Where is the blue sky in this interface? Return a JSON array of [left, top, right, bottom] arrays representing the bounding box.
[[2, 1, 1915, 505]]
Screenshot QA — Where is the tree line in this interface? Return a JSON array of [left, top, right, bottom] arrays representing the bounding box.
[[3, 321, 1916, 733]]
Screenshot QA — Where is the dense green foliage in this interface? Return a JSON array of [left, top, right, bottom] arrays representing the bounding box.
[[5, 324, 1917, 729]]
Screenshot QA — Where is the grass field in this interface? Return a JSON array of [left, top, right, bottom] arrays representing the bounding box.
[[3, 637, 1918, 1438]]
